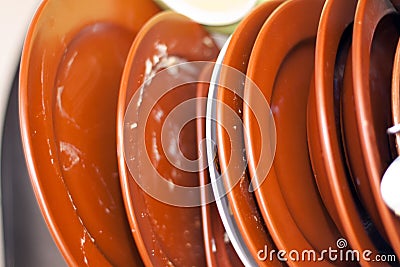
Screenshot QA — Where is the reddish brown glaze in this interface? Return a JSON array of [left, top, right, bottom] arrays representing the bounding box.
[[308, 0, 357, 234], [243, 0, 342, 266], [307, 1, 387, 265], [19, 0, 160, 265], [352, 0, 400, 258], [215, 1, 284, 266], [117, 11, 219, 266], [53, 23, 137, 266], [197, 64, 243, 267], [343, 9, 398, 245]]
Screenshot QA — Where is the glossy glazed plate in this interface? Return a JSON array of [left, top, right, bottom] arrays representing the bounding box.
[[206, 38, 260, 266], [352, 0, 400, 257], [19, 0, 160, 265], [307, 0, 386, 264], [307, 0, 355, 232], [3, 70, 66, 266], [197, 64, 243, 267], [341, 1, 394, 243], [117, 11, 219, 266], [243, 0, 341, 265], [215, 2, 283, 266]]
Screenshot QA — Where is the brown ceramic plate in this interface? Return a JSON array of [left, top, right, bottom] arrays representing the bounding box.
[[341, 1, 392, 243], [352, 0, 400, 258], [243, 0, 341, 265], [307, 0, 357, 237], [307, 0, 386, 265], [310, 0, 357, 232], [19, 0, 159, 265], [117, 11, 219, 266], [342, 49, 397, 261], [216, 1, 284, 266], [197, 64, 243, 267], [307, 0, 388, 265], [207, 40, 261, 266]]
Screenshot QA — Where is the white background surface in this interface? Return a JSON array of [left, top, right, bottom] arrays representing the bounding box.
[[0, 1, 41, 265], [0, 0, 41, 110]]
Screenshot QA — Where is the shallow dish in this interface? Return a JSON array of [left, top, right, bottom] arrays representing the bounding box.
[[197, 64, 243, 267], [244, 0, 341, 264], [341, 1, 393, 243], [215, 1, 283, 266], [117, 11, 219, 266], [19, 0, 159, 265], [352, 0, 400, 257], [206, 38, 262, 266], [308, 0, 387, 264]]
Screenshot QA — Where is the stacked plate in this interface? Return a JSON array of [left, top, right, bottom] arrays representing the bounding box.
[[19, 0, 400, 266]]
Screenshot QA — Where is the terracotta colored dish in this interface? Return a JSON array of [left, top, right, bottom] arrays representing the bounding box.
[[19, 0, 159, 265], [352, 0, 400, 258], [243, 0, 342, 265], [342, 50, 396, 259], [206, 39, 259, 266], [215, 1, 284, 266], [307, 0, 388, 264], [117, 11, 219, 266], [341, 3, 392, 244], [197, 64, 243, 267], [308, 0, 356, 233]]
